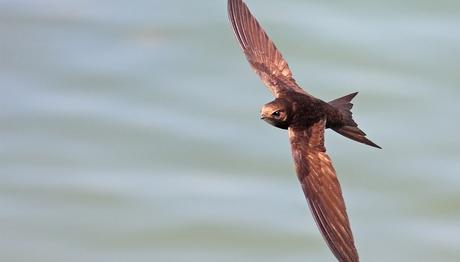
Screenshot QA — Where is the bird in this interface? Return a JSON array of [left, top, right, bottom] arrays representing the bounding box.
[[227, 0, 381, 261]]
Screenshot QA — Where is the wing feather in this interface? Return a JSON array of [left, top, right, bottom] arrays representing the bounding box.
[[289, 119, 359, 262], [228, 0, 309, 97]]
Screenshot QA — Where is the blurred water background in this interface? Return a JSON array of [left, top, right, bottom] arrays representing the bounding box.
[[1, 0, 460, 261]]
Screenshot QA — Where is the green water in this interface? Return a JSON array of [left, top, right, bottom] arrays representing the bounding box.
[[1, 0, 460, 261]]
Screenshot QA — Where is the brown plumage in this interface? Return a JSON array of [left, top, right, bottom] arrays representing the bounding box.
[[289, 119, 358, 262], [227, 0, 381, 261]]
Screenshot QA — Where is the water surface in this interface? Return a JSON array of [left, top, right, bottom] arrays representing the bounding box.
[[1, 0, 460, 261]]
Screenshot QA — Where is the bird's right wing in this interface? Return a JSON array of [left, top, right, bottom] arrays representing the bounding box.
[[228, 0, 310, 97], [289, 119, 359, 262]]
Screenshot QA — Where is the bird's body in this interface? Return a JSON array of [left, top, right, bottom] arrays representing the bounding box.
[[261, 92, 327, 128], [227, 1, 381, 261], [270, 91, 352, 126]]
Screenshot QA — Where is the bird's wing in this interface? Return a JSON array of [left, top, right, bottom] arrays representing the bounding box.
[[289, 119, 359, 262], [228, 0, 310, 97]]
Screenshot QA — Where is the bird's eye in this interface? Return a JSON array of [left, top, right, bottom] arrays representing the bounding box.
[[272, 110, 281, 117]]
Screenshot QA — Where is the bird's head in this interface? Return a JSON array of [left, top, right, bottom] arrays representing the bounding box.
[[260, 98, 292, 129]]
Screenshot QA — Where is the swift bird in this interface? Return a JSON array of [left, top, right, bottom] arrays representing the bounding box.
[[227, 0, 381, 261]]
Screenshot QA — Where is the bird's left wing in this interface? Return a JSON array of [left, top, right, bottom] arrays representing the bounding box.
[[228, 0, 309, 97], [289, 119, 359, 262]]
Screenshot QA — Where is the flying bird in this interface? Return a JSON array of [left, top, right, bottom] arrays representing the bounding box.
[[227, 0, 381, 261]]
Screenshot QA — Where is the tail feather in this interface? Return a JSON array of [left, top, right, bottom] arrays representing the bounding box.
[[329, 92, 358, 111], [333, 126, 382, 149], [341, 125, 366, 136], [329, 92, 381, 149]]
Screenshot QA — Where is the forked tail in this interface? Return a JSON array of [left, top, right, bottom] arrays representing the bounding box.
[[329, 92, 381, 149]]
